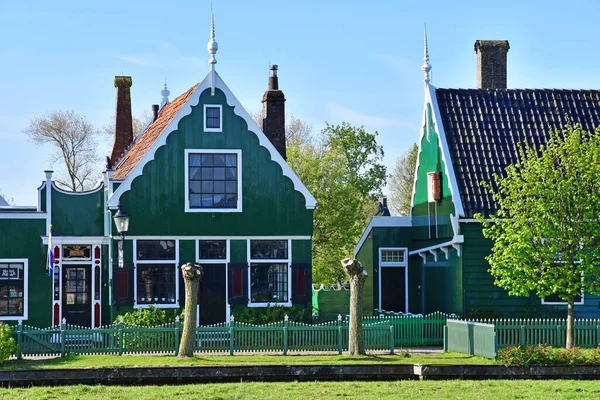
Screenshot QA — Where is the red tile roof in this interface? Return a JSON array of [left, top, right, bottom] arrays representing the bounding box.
[[114, 83, 199, 180]]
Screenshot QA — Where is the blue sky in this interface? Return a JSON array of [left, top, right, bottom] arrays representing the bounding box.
[[1, 0, 600, 205]]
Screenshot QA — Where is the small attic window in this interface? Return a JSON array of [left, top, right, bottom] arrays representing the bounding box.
[[204, 105, 222, 132]]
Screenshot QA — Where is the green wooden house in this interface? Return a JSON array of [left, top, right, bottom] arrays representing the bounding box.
[[0, 19, 315, 328], [355, 38, 600, 318]]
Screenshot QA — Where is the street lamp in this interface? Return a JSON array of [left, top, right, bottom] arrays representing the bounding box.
[[113, 202, 130, 268]]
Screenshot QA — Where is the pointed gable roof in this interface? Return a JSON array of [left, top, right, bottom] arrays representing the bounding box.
[[435, 88, 600, 217], [114, 84, 199, 180], [108, 71, 316, 209]]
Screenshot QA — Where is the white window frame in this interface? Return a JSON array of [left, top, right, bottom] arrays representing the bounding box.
[[196, 239, 230, 264], [204, 104, 222, 132], [184, 149, 243, 213], [247, 239, 292, 308], [542, 270, 584, 305], [0, 259, 28, 321], [133, 239, 180, 309], [378, 247, 408, 313]]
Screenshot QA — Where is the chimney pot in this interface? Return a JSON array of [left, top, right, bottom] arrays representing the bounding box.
[[152, 104, 159, 121], [474, 40, 510, 89]]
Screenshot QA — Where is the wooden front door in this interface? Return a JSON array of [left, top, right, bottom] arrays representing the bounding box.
[[63, 265, 91, 327], [381, 267, 407, 313], [198, 264, 227, 325]]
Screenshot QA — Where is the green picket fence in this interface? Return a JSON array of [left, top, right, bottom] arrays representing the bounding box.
[[470, 318, 600, 349], [366, 311, 459, 346], [13, 316, 394, 358]]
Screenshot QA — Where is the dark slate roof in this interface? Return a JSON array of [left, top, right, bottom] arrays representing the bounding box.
[[435, 88, 600, 218]]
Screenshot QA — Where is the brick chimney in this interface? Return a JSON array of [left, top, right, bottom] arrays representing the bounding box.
[[262, 65, 286, 160], [110, 76, 134, 166], [474, 40, 510, 89]]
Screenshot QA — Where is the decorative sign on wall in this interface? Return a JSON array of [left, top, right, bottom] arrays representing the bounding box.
[[62, 245, 92, 260]]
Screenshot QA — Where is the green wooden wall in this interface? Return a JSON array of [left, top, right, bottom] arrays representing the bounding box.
[[412, 103, 455, 244], [0, 218, 49, 327], [118, 88, 313, 237], [51, 186, 104, 236]]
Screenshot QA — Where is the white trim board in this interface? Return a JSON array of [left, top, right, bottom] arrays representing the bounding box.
[[116, 235, 311, 241], [42, 236, 110, 245], [354, 216, 412, 256], [0, 212, 46, 219], [107, 71, 316, 210]]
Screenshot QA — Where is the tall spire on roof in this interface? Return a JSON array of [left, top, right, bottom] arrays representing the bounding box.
[[207, 10, 218, 95], [207, 11, 218, 69], [160, 80, 170, 109], [421, 27, 432, 84]]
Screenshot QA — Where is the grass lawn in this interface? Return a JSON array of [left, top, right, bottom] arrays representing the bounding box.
[[0, 380, 599, 399], [0, 352, 495, 370]]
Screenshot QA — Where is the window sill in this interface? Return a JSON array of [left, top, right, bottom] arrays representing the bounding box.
[[247, 302, 292, 308], [185, 207, 242, 213], [134, 303, 180, 309], [0, 315, 26, 321]]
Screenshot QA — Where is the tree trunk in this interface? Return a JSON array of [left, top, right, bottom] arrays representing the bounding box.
[[341, 258, 368, 356], [566, 299, 574, 349], [178, 263, 203, 358]]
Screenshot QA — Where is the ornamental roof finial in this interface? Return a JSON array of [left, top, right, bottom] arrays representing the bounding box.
[[421, 27, 432, 83], [207, 10, 218, 70], [160, 80, 170, 109]]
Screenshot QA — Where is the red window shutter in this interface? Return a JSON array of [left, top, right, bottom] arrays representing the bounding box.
[[232, 269, 243, 297], [117, 270, 129, 299], [296, 269, 306, 297]]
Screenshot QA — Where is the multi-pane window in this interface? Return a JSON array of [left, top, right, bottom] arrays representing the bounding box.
[[250, 240, 288, 259], [199, 240, 227, 260], [188, 153, 239, 209], [381, 249, 405, 263], [0, 263, 24, 316], [136, 240, 177, 306], [250, 240, 289, 303], [205, 106, 221, 129]]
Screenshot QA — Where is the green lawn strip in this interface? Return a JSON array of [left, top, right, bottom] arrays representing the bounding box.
[[1, 352, 494, 370], [0, 380, 599, 400]]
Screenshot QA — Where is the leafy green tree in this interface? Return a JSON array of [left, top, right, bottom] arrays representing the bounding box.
[[388, 143, 418, 216], [477, 124, 600, 348], [288, 123, 385, 284]]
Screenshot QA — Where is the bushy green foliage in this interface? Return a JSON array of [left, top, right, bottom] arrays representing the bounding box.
[[114, 306, 184, 327], [234, 305, 311, 325], [478, 124, 600, 347], [287, 122, 386, 284], [498, 345, 600, 367], [0, 323, 18, 363]]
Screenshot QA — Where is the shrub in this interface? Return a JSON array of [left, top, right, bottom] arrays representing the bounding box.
[[234, 304, 311, 325], [114, 306, 184, 327], [498, 345, 600, 367], [0, 323, 18, 363]]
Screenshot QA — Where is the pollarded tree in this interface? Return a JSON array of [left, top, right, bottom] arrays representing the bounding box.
[[478, 124, 600, 348]]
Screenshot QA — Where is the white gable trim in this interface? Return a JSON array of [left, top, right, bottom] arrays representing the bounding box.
[[427, 85, 465, 217], [51, 181, 104, 195], [410, 83, 465, 218], [354, 216, 412, 256], [108, 71, 316, 210]]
